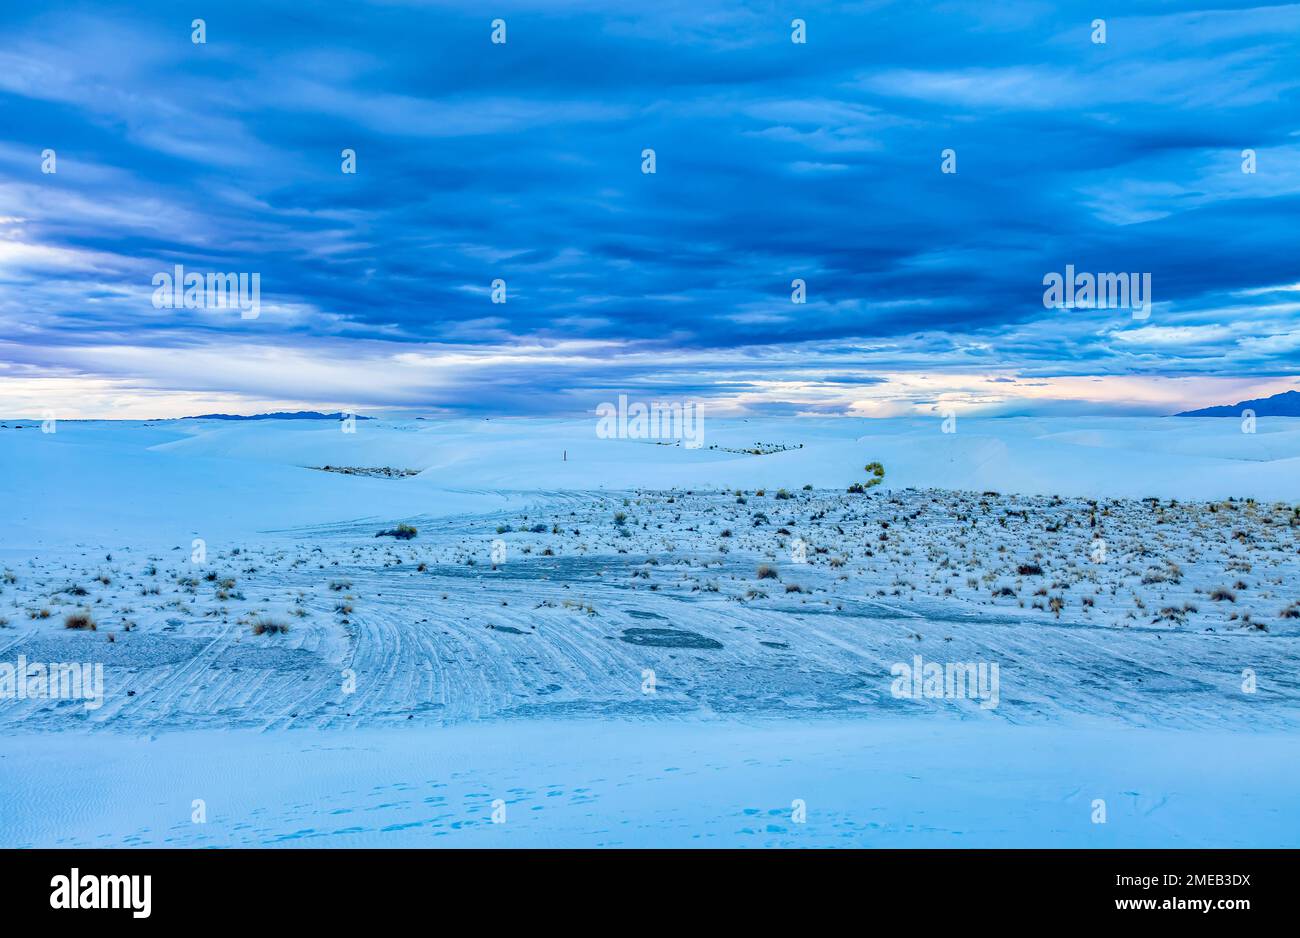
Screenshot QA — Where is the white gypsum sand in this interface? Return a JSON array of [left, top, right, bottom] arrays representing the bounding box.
[[0, 415, 1297, 847]]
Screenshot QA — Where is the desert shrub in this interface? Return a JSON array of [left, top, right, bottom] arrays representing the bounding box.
[[775, 488, 792, 500], [1017, 563, 1044, 576], [757, 564, 779, 580], [376, 523, 417, 540], [329, 579, 352, 591], [613, 511, 627, 525], [64, 612, 96, 631], [1141, 561, 1183, 585], [1210, 588, 1237, 602], [250, 617, 290, 636]]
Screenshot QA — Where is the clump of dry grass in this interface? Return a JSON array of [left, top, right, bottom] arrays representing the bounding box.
[[757, 564, 779, 580], [250, 616, 290, 636], [64, 612, 96, 630]]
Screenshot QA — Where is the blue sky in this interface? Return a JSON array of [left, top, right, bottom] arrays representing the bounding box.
[[1, 0, 1298, 418]]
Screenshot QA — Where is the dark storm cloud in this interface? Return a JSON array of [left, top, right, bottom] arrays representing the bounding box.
[[1, 0, 1297, 414]]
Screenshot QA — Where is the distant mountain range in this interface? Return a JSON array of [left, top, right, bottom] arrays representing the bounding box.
[[184, 411, 371, 421], [1176, 389, 1300, 417]]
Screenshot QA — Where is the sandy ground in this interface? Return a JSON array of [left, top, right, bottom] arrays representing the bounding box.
[[1, 416, 1297, 847], [4, 719, 1298, 848]]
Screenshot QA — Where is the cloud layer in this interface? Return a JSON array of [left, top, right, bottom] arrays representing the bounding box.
[[1, 0, 1298, 417]]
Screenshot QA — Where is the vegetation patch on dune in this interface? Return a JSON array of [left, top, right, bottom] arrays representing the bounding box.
[[312, 466, 420, 479]]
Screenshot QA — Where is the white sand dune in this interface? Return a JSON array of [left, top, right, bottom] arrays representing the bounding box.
[[1, 415, 1297, 847], [5, 720, 1297, 848], [4, 416, 1297, 550]]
